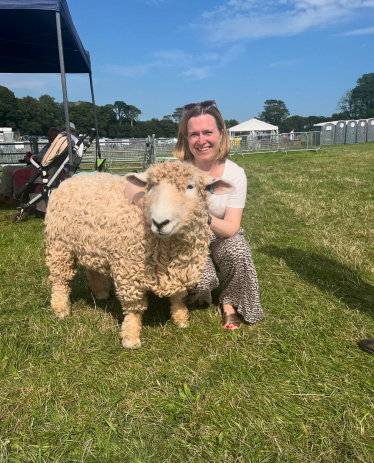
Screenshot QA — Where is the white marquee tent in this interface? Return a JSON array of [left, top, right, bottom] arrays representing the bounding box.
[[228, 118, 278, 137]]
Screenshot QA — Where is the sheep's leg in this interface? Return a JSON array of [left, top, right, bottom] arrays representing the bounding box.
[[120, 296, 148, 349], [46, 243, 77, 319], [169, 291, 189, 328], [87, 269, 111, 300]]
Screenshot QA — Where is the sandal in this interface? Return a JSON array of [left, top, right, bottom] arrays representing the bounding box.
[[222, 312, 241, 330]]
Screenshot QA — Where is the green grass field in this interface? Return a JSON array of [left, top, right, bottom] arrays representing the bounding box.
[[0, 143, 373, 462]]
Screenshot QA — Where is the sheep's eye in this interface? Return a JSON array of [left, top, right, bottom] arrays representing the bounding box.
[[186, 184, 194, 190]]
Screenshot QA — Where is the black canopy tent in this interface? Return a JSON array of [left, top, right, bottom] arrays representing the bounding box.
[[0, 0, 101, 174]]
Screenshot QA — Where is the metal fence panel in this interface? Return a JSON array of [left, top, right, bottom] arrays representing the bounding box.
[[229, 131, 321, 156]]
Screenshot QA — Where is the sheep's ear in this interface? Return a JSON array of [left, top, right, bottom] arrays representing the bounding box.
[[204, 177, 235, 195], [125, 171, 148, 187]]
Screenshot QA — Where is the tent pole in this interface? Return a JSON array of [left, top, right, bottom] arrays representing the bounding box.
[[89, 72, 101, 168], [56, 11, 74, 177]]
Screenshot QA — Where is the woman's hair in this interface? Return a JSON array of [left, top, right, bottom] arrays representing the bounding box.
[[174, 105, 231, 162]]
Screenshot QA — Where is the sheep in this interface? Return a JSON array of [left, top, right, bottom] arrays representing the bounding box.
[[45, 161, 234, 349]]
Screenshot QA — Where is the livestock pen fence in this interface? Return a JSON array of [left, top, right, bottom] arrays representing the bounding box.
[[230, 131, 321, 155], [0, 137, 155, 176], [0, 131, 321, 180]]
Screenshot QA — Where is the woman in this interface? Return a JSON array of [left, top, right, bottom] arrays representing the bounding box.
[[125, 101, 263, 329]]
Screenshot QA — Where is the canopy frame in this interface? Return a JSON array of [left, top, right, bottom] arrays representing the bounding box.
[[0, 0, 101, 174]]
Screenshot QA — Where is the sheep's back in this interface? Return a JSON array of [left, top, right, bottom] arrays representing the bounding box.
[[45, 173, 145, 277]]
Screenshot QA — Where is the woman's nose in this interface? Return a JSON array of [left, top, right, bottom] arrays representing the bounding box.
[[198, 133, 205, 144]]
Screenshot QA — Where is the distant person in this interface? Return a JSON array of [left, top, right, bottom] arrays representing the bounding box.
[[0, 127, 60, 203], [289, 128, 295, 145], [62, 122, 84, 158]]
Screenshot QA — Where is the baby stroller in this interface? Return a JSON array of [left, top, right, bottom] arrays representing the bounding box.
[[12, 128, 98, 223]]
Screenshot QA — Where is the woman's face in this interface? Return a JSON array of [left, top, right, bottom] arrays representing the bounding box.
[[186, 114, 223, 165]]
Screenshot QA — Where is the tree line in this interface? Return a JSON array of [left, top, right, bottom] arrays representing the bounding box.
[[0, 72, 372, 137], [258, 73, 374, 133]]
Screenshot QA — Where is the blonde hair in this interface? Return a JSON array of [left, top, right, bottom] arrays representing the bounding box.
[[174, 105, 231, 162]]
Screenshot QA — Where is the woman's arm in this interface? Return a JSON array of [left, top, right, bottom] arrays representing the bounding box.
[[124, 181, 145, 208], [209, 207, 243, 238]]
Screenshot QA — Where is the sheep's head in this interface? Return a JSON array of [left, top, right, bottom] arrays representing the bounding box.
[[126, 161, 234, 238]]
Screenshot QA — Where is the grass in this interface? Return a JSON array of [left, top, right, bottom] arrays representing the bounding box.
[[0, 143, 374, 462]]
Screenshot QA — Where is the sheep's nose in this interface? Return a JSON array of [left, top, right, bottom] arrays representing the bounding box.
[[152, 218, 170, 231]]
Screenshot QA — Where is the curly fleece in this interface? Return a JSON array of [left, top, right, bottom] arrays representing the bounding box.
[[45, 161, 211, 346]]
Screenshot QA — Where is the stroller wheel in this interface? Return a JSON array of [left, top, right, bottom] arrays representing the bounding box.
[[12, 209, 29, 224]]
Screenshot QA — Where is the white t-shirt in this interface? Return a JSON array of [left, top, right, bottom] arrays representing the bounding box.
[[208, 159, 247, 219]]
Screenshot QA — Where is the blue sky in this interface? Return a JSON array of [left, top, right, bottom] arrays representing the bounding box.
[[1, 0, 373, 122]]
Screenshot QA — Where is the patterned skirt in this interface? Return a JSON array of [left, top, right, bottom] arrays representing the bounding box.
[[187, 228, 263, 324]]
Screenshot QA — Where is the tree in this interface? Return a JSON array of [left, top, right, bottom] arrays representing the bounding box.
[[225, 119, 239, 129], [97, 104, 117, 137], [124, 105, 142, 127], [0, 86, 17, 128], [113, 101, 128, 126], [336, 90, 353, 117], [16, 96, 42, 134], [171, 107, 184, 124], [258, 99, 290, 126], [303, 116, 330, 130], [68, 101, 95, 133], [279, 115, 307, 133], [38, 94, 63, 133], [350, 73, 374, 118], [337, 73, 374, 119]]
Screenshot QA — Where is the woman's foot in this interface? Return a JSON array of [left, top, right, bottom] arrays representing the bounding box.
[[0, 194, 17, 203], [222, 305, 241, 330]]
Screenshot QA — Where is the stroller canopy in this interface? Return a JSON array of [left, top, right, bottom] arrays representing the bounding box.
[[0, 0, 91, 73]]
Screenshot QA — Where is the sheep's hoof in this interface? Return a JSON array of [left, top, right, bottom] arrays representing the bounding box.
[[176, 321, 189, 328], [54, 309, 70, 319], [122, 338, 141, 349]]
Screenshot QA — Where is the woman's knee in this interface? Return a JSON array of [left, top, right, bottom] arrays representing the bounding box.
[[211, 233, 251, 265]]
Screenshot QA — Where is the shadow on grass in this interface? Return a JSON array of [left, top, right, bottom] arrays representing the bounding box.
[[70, 266, 219, 328], [259, 245, 374, 317]]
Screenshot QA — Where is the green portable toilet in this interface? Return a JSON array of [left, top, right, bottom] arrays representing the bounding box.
[[345, 120, 357, 144], [366, 118, 374, 142], [356, 119, 367, 143], [321, 122, 335, 145], [334, 121, 346, 144]]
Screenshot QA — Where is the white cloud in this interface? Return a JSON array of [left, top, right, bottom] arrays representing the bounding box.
[[183, 67, 211, 80], [103, 46, 243, 81], [103, 63, 159, 77], [192, 0, 374, 44], [267, 59, 298, 68], [0, 74, 47, 91], [342, 25, 374, 35]]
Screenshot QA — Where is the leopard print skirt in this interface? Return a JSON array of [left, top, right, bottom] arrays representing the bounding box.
[[187, 228, 263, 324]]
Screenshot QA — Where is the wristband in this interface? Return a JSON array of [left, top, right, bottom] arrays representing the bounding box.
[[207, 214, 212, 226]]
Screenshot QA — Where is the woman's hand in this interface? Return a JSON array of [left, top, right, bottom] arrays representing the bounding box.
[[209, 207, 243, 238]]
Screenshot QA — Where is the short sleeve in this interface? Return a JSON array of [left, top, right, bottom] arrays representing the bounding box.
[[226, 165, 247, 209]]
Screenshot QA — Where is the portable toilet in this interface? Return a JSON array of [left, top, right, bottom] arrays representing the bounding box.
[[334, 121, 346, 145], [321, 122, 335, 145], [356, 119, 367, 143], [367, 118, 374, 142], [345, 120, 357, 144]]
